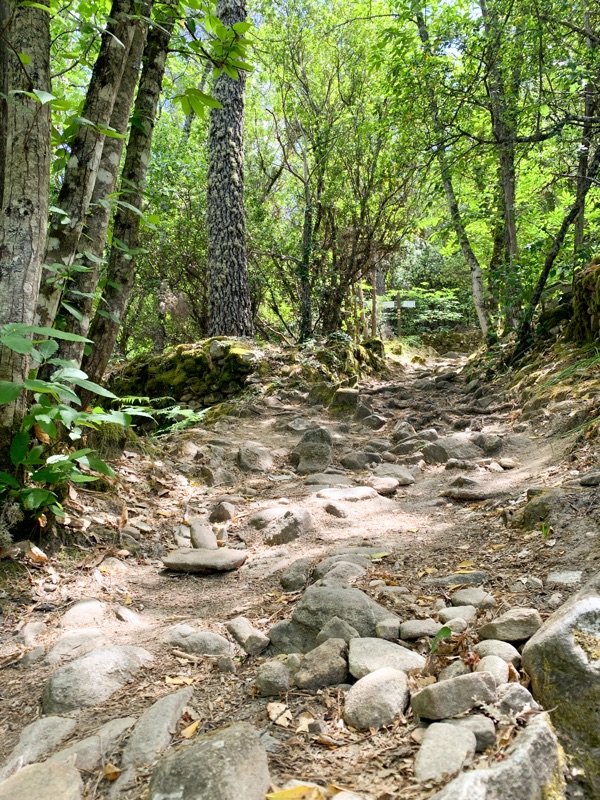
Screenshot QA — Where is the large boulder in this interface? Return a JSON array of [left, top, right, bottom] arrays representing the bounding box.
[[292, 585, 400, 639], [522, 573, 600, 795], [290, 427, 333, 474], [423, 433, 484, 464]]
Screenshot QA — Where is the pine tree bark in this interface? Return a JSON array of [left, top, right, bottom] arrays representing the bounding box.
[[0, 0, 51, 452], [34, 0, 138, 331], [415, 6, 490, 340], [56, 15, 149, 367], [207, 0, 254, 337], [82, 10, 175, 386]]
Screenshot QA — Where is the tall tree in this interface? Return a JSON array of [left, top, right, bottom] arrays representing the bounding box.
[[0, 0, 51, 454], [206, 0, 254, 337]]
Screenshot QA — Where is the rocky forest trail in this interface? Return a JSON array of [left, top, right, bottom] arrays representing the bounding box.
[[1, 352, 599, 800]]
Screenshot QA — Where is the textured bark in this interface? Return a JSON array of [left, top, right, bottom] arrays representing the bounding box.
[[298, 147, 313, 341], [0, 0, 51, 452], [415, 7, 490, 340], [35, 0, 138, 330], [56, 15, 149, 367], [82, 11, 174, 386], [207, 0, 254, 337]]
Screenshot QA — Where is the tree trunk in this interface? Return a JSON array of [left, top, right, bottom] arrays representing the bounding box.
[[298, 148, 313, 341], [56, 14, 149, 367], [370, 268, 378, 338], [34, 0, 138, 331], [206, 0, 254, 337], [0, 0, 51, 455], [82, 10, 174, 387], [414, 7, 490, 339]]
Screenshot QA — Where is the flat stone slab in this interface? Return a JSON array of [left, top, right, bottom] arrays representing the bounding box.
[[372, 464, 415, 485], [162, 548, 247, 573], [349, 638, 426, 678], [546, 569, 583, 588], [47, 717, 136, 772], [0, 716, 77, 780], [473, 640, 521, 666], [400, 618, 443, 639], [316, 487, 378, 502], [411, 672, 496, 720], [163, 624, 232, 656], [478, 608, 542, 642], [0, 763, 82, 800]]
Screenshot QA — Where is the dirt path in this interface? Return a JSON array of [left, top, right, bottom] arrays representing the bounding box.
[[1, 355, 598, 799]]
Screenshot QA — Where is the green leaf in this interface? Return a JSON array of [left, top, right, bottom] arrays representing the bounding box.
[[0, 471, 20, 489], [67, 376, 116, 399], [27, 326, 90, 343], [60, 301, 84, 321], [75, 454, 116, 477], [10, 431, 30, 466], [0, 381, 22, 405], [18, 52, 32, 65], [1, 333, 34, 354], [232, 21, 251, 34], [33, 89, 56, 105], [429, 625, 453, 654], [20, 487, 57, 510]]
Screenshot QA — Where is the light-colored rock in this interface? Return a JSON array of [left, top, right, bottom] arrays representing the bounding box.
[[189, 519, 218, 549], [163, 624, 232, 656], [475, 655, 509, 687], [46, 627, 108, 664], [254, 659, 291, 696], [494, 684, 539, 715], [343, 667, 409, 730], [473, 640, 521, 666], [316, 486, 378, 502], [263, 508, 313, 546], [411, 673, 496, 720], [226, 617, 269, 655], [430, 715, 564, 800], [60, 598, 106, 628], [248, 507, 287, 530], [445, 714, 496, 751], [439, 605, 477, 624], [47, 717, 135, 771], [478, 608, 542, 642], [438, 660, 471, 681], [451, 588, 496, 609], [313, 554, 371, 579], [0, 716, 77, 780], [115, 606, 149, 627], [237, 441, 273, 472], [423, 434, 484, 464], [162, 547, 247, 573], [348, 637, 426, 678], [292, 585, 400, 638], [148, 722, 270, 800], [316, 617, 360, 644], [0, 763, 82, 800], [375, 618, 400, 640], [294, 638, 348, 689], [366, 476, 399, 496], [16, 621, 46, 647], [41, 646, 153, 713], [373, 464, 415, 485], [316, 561, 367, 586], [414, 723, 476, 782], [400, 618, 443, 639], [546, 569, 583, 588]]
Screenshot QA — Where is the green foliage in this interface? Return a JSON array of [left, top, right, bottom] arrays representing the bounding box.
[[0, 324, 132, 523]]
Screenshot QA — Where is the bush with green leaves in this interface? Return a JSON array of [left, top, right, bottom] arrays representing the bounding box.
[[0, 323, 142, 528]]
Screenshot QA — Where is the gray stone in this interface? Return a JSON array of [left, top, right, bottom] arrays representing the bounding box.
[[313, 554, 371, 579], [391, 421, 417, 442], [423, 434, 484, 464], [305, 473, 354, 487], [494, 684, 539, 716], [316, 617, 360, 645], [163, 624, 232, 656], [367, 476, 399, 496], [375, 618, 400, 640], [148, 722, 270, 800], [475, 655, 509, 687], [47, 717, 135, 772], [343, 667, 409, 730], [546, 569, 583, 588], [348, 638, 426, 678], [226, 617, 269, 655], [400, 618, 443, 639], [294, 639, 348, 689], [580, 471, 600, 486], [0, 716, 77, 780], [115, 606, 148, 627], [248, 507, 287, 530], [340, 451, 371, 471], [438, 660, 471, 681], [316, 486, 378, 502], [41, 646, 153, 713], [189, 518, 218, 549], [478, 608, 542, 642], [237, 441, 274, 472], [330, 388, 359, 411], [46, 627, 108, 664], [425, 571, 489, 587], [316, 561, 367, 586], [361, 414, 387, 430], [447, 618, 468, 633], [414, 723, 476, 782], [254, 659, 291, 695], [473, 640, 521, 666], [291, 428, 333, 474], [60, 598, 106, 628], [292, 585, 401, 638], [209, 501, 235, 523], [268, 619, 317, 654], [429, 714, 564, 800], [373, 463, 415, 485], [451, 588, 496, 608], [280, 557, 312, 592], [263, 508, 313, 546], [16, 621, 46, 647], [0, 763, 82, 800], [471, 432, 502, 455], [162, 547, 247, 573], [411, 673, 496, 720], [439, 605, 477, 624], [522, 576, 600, 793], [324, 501, 348, 518], [445, 714, 496, 751]]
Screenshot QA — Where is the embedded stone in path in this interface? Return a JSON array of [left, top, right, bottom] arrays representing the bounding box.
[[423, 433, 484, 464], [430, 714, 564, 800], [473, 639, 521, 666], [316, 616, 360, 644], [451, 587, 496, 608], [475, 655, 509, 687], [42, 645, 153, 713], [60, 598, 107, 628], [0, 716, 78, 781], [414, 723, 476, 782], [373, 463, 415, 485], [478, 607, 542, 642], [254, 659, 291, 696], [343, 667, 409, 730], [400, 618, 443, 639], [313, 554, 372, 579], [348, 637, 426, 678], [305, 473, 355, 487], [290, 427, 333, 474], [46, 627, 108, 664], [439, 605, 477, 624], [248, 507, 287, 530], [294, 638, 348, 689], [226, 617, 270, 655], [316, 561, 367, 586], [237, 441, 273, 472], [189, 519, 218, 549], [47, 717, 136, 772], [445, 714, 496, 752], [163, 624, 232, 656], [411, 673, 496, 720], [316, 487, 378, 502], [546, 569, 583, 588], [148, 722, 270, 800], [366, 476, 399, 496], [0, 762, 82, 800], [162, 547, 247, 573], [263, 508, 313, 546], [280, 557, 312, 592], [292, 585, 400, 638]]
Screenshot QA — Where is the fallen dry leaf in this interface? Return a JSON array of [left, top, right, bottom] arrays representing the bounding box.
[[180, 719, 201, 738], [295, 712, 315, 733], [266, 787, 325, 800], [165, 675, 194, 686], [103, 763, 122, 781], [267, 702, 293, 728], [25, 544, 48, 565]]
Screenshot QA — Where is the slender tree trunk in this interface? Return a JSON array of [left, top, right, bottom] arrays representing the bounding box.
[[82, 11, 174, 386], [0, 0, 51, 455], [298, 148, 313, 341], [370, 268, 378, 338], [34, 0, 138, 331], [415, 7, 490, 339], [511, 145, 600, 362], [56, 15, 149, 367], [207, 0, 254, 337], [180, 63, 211, 146]]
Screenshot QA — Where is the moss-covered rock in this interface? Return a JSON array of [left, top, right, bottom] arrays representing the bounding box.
[[568, 257, 600, 343]]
